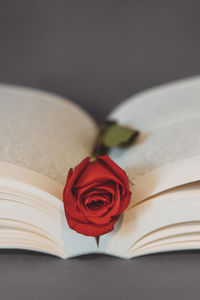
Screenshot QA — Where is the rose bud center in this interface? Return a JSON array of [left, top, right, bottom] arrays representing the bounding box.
[[88, 199, 106, 210]]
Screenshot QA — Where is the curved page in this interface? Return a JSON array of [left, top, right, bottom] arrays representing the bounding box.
[[0, 84, 98, 195], [0, 85, 98, 257], [108, 76, 200, 205], [105, 183, 200, 257]]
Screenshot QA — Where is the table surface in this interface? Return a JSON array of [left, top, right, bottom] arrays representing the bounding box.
[[0, 1, 200, 299]]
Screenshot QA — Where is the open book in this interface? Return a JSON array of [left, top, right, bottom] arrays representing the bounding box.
[[1, 76, 200, 259]]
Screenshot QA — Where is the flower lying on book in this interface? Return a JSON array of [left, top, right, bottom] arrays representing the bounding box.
[[63, 155, 131, 237]]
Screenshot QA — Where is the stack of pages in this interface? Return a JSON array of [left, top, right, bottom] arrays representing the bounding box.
[[0, 76, 200, 258]]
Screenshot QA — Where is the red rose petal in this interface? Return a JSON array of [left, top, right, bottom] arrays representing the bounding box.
[[63, 155, 131, 237], [67, 216, 117, 237]]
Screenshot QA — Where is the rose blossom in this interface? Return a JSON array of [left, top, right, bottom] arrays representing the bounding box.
[[63, 155, 131, 237]]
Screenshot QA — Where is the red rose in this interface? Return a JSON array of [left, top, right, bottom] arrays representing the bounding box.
[[63, 155, 131, 237]]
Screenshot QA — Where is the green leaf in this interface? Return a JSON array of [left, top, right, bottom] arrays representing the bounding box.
[[92, 120, 139, 157], [102, 123, 139, 147]]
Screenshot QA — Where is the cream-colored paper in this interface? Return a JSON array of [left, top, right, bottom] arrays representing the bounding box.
[[100, 76, 200, 256], [0, 84, 97, 188], [109, 76, 200, 204], [0, 84, 99, 258], [1, 77, 200, 258], [105, 182, 200, 257]]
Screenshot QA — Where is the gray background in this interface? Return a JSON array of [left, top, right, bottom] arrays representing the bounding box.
[[0, 0, 200, 299]]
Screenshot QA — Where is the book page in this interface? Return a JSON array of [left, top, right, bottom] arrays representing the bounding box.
[[0, 85, 99, 257], [108, 76, 200, 204], [0, 176, 99, 258], [100, 76, 200, 254], [104, 182, 200, 258], [0, 84, 98, 197]]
